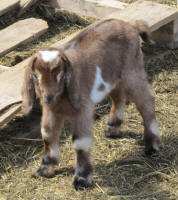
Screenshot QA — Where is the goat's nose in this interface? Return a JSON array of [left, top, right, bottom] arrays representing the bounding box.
[[44, 94, 54, 105]]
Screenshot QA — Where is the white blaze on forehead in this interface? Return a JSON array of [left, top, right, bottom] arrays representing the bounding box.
[[150, 121, 159, 137], [40, 50, 59, 63], [91, 66, 111, 103], [73, 137, 92, 152]]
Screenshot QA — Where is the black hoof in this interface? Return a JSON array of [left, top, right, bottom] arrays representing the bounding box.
[[73, 176, 90, 190], [145, 147, 158, 156]]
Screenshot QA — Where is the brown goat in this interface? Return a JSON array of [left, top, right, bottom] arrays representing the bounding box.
[[22, 19, 160, 190]]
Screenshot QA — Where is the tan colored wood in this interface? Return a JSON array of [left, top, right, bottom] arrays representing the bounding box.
[[58, 0, 127, 19], [0, 65, 10, 74], [0, 18, 48, 57], [106, 1, 178, 32], [0, 0, 20, 17], [0, 104, 21, 126]]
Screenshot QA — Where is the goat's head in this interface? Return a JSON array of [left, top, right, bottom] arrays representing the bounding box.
[[31, 47, 72, 105]]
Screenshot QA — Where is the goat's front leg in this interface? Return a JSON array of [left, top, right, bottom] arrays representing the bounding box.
[[71, 107, 94, 190], [37, 107, 63, 178]]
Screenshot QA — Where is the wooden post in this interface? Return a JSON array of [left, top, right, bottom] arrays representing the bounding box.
[[151, 19, 178, 49]]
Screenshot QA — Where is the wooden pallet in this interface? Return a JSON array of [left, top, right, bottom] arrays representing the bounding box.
[[0, 18, 48, 57], [57, 0, 127, 19], [0, 0, 20, 17]]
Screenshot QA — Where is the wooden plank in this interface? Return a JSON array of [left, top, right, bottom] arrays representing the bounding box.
[[0, 65, 10, 74], [0, 18, 48, 57], [0, 104, 21, 126], [57, 0, 127, 19], [106, 1, 178, 32], [0, 0, 20, 17]]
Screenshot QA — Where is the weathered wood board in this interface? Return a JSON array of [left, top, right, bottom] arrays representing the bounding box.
[[58, 0, 127, 19], [0, 0, 20, 17], [0, 65, 10, 74], [106, 0, 178, 32], [0, 104, 21, 126], [0, 18, 48, 57]]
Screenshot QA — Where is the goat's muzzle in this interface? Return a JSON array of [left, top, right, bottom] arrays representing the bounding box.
[[44, 94, 55, 105]]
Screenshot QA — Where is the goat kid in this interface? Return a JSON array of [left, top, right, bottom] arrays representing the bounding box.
[[22, 19, 160, 190]]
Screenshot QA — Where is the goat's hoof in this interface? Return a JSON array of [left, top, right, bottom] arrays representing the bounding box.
[[145, 145, 159, 156], [145, 137, 160, 156], [104, 125, 120, 138], [37, 164, 55, 178], [73, 176, 92, 190]]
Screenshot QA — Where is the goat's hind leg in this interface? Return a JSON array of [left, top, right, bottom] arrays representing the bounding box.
[[126, 77, 160, 155], [104, 86, 126, 138], [37, 108, 62, 178]]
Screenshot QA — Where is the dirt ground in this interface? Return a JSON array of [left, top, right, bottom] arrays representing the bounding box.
[[0, 1, 178, 200]]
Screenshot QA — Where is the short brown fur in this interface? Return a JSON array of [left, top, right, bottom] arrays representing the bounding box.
[[22, 19, 159, 189]]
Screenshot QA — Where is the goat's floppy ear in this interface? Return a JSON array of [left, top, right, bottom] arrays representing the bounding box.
[[58, 51, 73, 87], [59, 52, 81, 111], [21, 56, 37, 115]]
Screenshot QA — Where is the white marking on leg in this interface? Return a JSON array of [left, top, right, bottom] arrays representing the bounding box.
[[150, 121, 159, 137], [90, 66, 112, 103], [50, 143, 59, 159], [41, 127, 48, 138], [73, 137, 92, 152], [40, 50, 59, 63], [116, 103, 125, 121]]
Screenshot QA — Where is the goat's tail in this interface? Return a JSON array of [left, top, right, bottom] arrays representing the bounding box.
[[133, 20, 150, 43]]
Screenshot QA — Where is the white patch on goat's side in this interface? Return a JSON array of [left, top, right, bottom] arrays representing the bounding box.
[[91, 66, 111, 103], [40, 50, 59, 63], [73, 137, 92, 152], [150, 121, 159, 136]]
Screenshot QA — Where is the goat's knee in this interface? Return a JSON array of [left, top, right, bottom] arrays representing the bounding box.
[[72, 137, 93, 190]]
